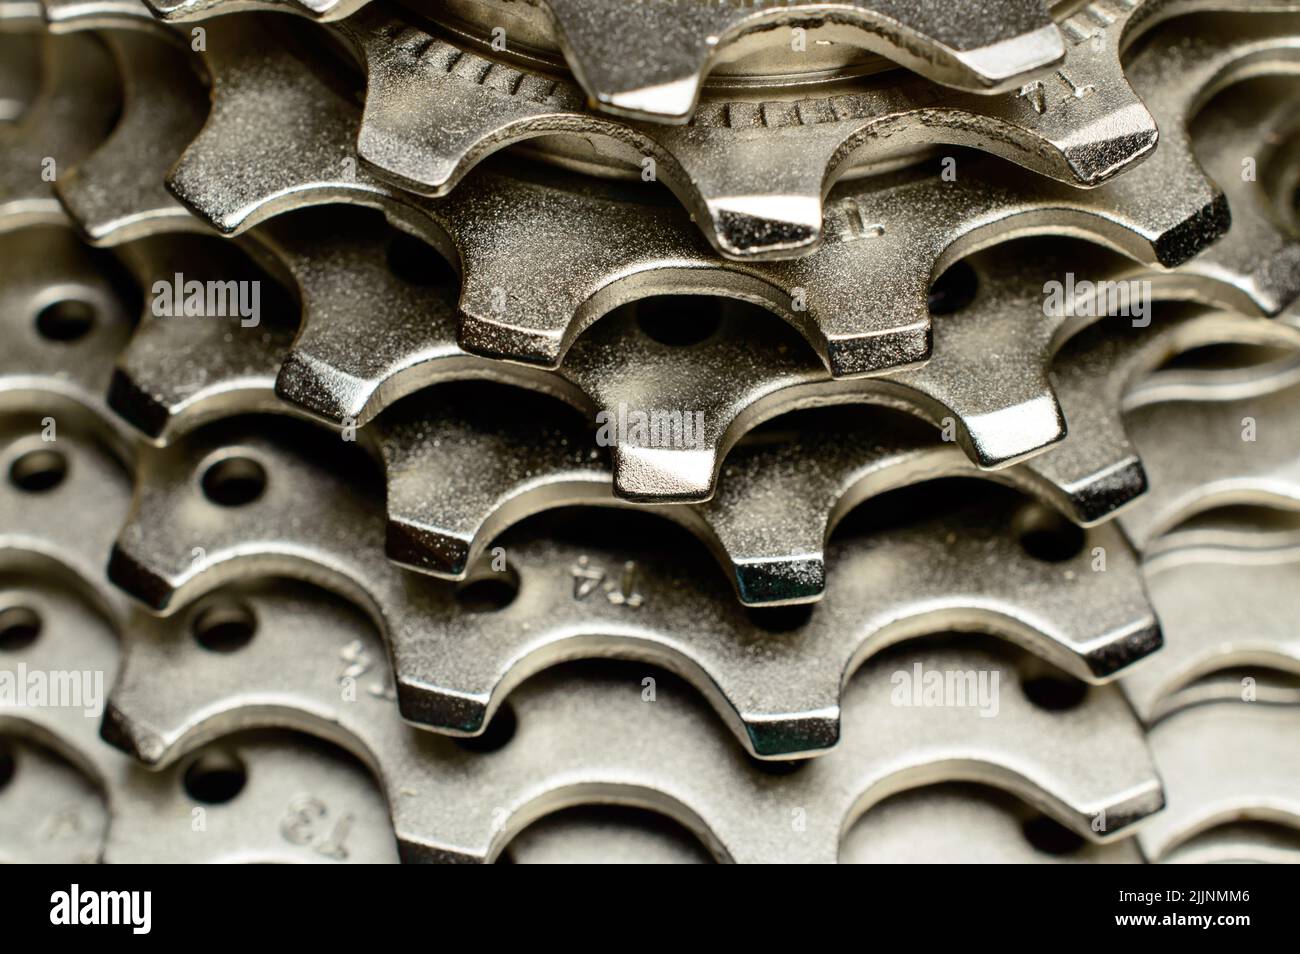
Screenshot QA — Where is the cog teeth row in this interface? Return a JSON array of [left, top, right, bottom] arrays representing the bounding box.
[[340, 3, 1150, 261], [0, 210, 1268, 617], [0, 32, 41, 122], [240, 3, 1286, 262], [106, 603, 1161, 861], [141, 0, 1068, 113], [0, 0, 43, 27], [140, 10, 1289, 376], [10, 205, 1299, 599], [6, 0, 1300, 866], [54, 10, 1300, 394], [0, 378, 1165, 856], [111, 419, 1163, 754]]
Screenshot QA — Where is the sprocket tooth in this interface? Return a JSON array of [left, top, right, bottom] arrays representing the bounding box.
[[105, 233, 297, 442], [56, 27, 211, 245], [349, 10, 590, 198], [840, 783, 1146, 863], [140, 0, 1066, 104], [106, 606, 1163, 861], [1118, 376, 1300, 549], [372, 385, 611, 579], [1178, 75, 1300, 315], [536, 0, 1065, 117], [1038, 303, 1300, 526], [39, 0, 212, 245], [1139, 702, 1300, 863], [0, 29, 119, 231], [157, 13, 1262, 384], [107, 418, 1161, 757], [1123, 532, 1300, 725]]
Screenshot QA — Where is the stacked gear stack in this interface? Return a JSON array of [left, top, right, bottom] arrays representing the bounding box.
[[0, 0, 1298, 863]]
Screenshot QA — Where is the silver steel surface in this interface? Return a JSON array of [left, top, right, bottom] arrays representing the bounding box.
[[103, 595, 1164, 860]]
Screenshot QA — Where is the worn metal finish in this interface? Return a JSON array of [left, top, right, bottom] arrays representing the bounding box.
[[104, 415, 1162, 753], [104, 586, 1164, 861], [8, 0, 1300, 866], [157, 16, 1237, 378], [139, 0, 1067, 112]]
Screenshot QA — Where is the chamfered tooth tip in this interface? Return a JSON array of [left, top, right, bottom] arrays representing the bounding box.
[[594, 76, 701, 124], [384, 515, 471, 579], [274, 350, 372, 425], [106, 367, 171, 442], [952, 25, 1066, 87], [734, 556, 826, 607], [456, 316, 565, 369], [744, 708, 840, 760], [99, 700, 170, 766], [395, 673, 490, 736], [1061, 457, 1149, 527], [106, 544, 179, 612]]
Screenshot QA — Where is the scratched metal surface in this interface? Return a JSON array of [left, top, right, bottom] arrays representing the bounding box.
[[0, 0, 1298, 863]]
